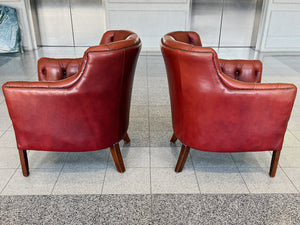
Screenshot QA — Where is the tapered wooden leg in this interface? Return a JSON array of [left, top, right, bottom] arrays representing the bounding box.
[[18, 150, 29, 177], [269, 150, 281, 177], [170, 133, 177, 143], [175, 145, 190, 172], [110, 143, 125, 173], [123, 133, 130, 143]]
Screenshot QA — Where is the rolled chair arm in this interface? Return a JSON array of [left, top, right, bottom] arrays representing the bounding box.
[[219, 71, 296, 91], [219, 59, 262, 83], [3, 72, 80, 90], [179, 72, 297, 152], [165, 31, 202, 46], [38, 58, 83, 81], [100, 30, 137, 45]]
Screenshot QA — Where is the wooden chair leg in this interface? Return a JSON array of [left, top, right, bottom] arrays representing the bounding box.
[[123, 133, 130, 143], [170, 133, 177, 143], [110, 143, 125, 173], [269, 150, 280, 177], [18, 150, 29, 177], [175, 145, 190, 172]]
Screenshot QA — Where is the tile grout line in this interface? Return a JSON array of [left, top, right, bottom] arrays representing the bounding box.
[[50, 153, 67, 195], [230, 153, 251, 194], [0, 167, 18, 195], [147, 53, 154, 223], [280, 166, 300, 193], [146, 55, 153, 196], [0, 126, 11, 139], [100, 149, 109, 194], [288, 129, 300, 144], [190, 149, 202, 194]]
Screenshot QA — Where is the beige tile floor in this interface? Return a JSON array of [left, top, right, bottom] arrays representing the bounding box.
[[0, 47, 299, 195]]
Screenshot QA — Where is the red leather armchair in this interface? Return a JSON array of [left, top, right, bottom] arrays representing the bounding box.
[[161, 31, 297, 177], [2, 30, 141, 176]]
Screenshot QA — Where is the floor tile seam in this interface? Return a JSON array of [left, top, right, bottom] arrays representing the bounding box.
[[230, 153, 251, 194], [233, 166, 283, 169], [150, 166, 185, 169], [128, 129, 150, 132], [0, 166, 20, 170], [289, 130, 300, 142], [131, 104, 149, 107], [114, 166, 151, 169], [193, 165, 270, 169], [149, 72, 167, 77], [280, 167, 300, 193], [147, 86, 169, 90], [149, 115, 172, 119], [286, 128, 300, 132], [128, 117, 150, 121], [0, 126, 10, 139], [235, 164, 299, 194], [0, 167, 18, 195], [149, 116, 171, 118], [50, 159, 67, 195], [100, 153, 109, 195], [146, 60, 153, 196], [278, 151, 291, 169], [280, 166, 300, 168], [149, 128, 173, 131], [0, 146, 17, 149], [1, 192, 299, 197], [148, 104, 171, 107], [189, 149, 202, 194], [129, 116, 150, 119], [122, 145, 150, 148]]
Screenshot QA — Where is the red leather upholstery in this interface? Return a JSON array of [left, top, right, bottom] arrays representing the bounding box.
[[2, 30, 141, 175], [161, 31, 297, 176], [38, 58, 83, 81], [162, 31, 262, 83], [219, 59, 262, 83]]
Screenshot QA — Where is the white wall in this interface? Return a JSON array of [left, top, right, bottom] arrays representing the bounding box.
[[256, 0, 300, 52], [104, 0, 191, 51]]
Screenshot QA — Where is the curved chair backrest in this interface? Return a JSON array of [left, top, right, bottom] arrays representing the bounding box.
[[161, 31, 296, 152], [3, 30, 141, 151], [162, 31, 202, 46]]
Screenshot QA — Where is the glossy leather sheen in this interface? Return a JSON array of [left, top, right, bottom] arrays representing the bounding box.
[[219, 59, 262, 83], [3, 30, 141, 152], [161, 31, 297, 152], [163, 31, 262, 83]]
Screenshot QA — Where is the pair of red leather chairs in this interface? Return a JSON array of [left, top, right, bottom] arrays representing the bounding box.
[[2, 30, 297, 178]]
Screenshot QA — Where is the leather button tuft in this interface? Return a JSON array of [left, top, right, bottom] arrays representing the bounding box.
[[62, 70, 66, 78]]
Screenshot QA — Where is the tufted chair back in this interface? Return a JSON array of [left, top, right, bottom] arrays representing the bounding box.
[[165, 31, 262, 83], [38, 30, 139, 82]]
